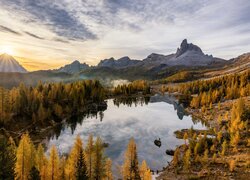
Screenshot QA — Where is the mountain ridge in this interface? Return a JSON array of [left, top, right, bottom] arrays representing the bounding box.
[[55, 60, 89, 74]]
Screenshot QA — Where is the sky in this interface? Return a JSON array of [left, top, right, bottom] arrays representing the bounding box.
[[0, 0, 250, 71]]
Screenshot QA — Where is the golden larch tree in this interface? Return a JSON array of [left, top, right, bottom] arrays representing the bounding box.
[[15, 133, 34, 180], [48, 145, 60, 180], [121, 138, 141, 180], [139, 160, 151, 180]]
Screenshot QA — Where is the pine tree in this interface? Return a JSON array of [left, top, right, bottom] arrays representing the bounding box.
[[15, 133, 34, 180], [48, 145, 60, 180], [121, 138, 141, 180]]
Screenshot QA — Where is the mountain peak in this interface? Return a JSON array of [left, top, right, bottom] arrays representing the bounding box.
[[56, 60, 89, 74], [0, 53, 27, 73], [176, 39, 203, 57], [71, 60, 81, 65]]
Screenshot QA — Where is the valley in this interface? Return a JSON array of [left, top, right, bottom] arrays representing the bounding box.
[[0, 39, 249, 179]]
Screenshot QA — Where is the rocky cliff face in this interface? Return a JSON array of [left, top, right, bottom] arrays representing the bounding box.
[[175, 39, 203, 57], [98, 56, 140, 68], [56, 60, 89, 74]]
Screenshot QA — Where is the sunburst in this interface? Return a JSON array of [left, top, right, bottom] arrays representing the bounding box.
[[1, 45, 14, 55]]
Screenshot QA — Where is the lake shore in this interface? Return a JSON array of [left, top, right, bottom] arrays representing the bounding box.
[[156, 93, 250, 180]]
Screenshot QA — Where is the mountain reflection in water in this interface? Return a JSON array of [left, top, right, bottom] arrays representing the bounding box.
[[47, 94, 205, 173]]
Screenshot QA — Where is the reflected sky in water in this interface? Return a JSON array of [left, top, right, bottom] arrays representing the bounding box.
[[48, 95, 204, 172]]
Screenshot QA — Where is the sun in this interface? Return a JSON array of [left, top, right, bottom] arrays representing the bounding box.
[[1, 46, 14, 55]]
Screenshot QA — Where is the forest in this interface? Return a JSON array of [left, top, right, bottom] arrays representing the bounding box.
[[113, 80, 150, 96], [0, 80, 106, 129], [164, 70, 250, 108], [0, 133, 151, 180], [0, 80, 151, 130]]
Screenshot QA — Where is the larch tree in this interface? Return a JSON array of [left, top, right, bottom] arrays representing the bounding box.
[[76, 148, 88, 180], [15, 133, 34, 180], [105, 158, 113, 180], [59, 156, 66, 180], [139, 160, 151, 180], [173, 147, 180, 168], [85, 134, 94, 179], [48, 145, 60, 180], [35, 144, 48, 180], [183, 132, 188, 145], [93, 137, 106, 180], [183, 148, 191, 171], [65, 135, 86, 180], [0, 136, 16, 180], [121, 138, 141, 180], [29, 166, 41, 180]]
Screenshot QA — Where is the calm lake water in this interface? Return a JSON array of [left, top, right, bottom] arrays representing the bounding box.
[[47, 94, 204, 172]]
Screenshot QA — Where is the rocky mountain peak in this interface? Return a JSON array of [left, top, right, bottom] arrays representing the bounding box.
[[71, 60, 81, 65], [176, 39, 203, 57]]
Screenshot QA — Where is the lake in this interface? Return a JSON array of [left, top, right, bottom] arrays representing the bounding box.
[[47, 94, 204, 173]]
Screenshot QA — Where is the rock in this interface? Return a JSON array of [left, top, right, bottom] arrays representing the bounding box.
[[98, 56, 140, 68], [166, 149, 175, 156], [102, 142, 109, 148], [55, 60, 89, 74], [154, 138, 161, 147], [176, 39, 203, 57]]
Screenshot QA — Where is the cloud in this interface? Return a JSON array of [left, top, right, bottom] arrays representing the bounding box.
[[1, 0, 97, 41], [53, 38, 70, 44], [0, 0, 250, 68], [24, 31, 45, 40], [0, 25, 21, 35]]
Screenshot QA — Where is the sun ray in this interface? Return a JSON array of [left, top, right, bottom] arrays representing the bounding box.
[[0, 45, 14, 55]]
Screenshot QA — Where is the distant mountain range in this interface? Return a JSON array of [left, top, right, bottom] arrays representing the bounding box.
[[0, 53, 27, 73], [0, 39, 249, 88], [48, 39, 227, 75], [0, 39, 228, 74], [93, 39, 225, 69]]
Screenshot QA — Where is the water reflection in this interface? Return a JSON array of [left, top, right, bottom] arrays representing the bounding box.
[[47, 94, 205, 173], [113, 96, 150, 107]]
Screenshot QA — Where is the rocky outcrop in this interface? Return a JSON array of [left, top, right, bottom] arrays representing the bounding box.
[[175, 39, 203, 57], [98, 56, 140, 68], [55, 60, 89, 74]]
